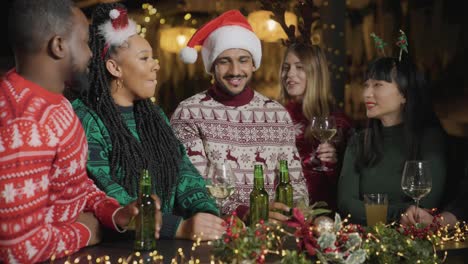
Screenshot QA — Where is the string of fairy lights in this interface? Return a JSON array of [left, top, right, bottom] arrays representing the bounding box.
[[137, 3, 161, 39], [137, 3, 199, 39], [47, 216, 468, 263], [48, 235, 205, 264]]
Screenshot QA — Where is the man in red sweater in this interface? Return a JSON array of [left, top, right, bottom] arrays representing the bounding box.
[[0, 1, 162, 263]]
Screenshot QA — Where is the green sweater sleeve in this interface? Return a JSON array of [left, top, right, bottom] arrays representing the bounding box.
[[158, 109, 219, 218], [73, 100, 135, 206], [174, 144, 220, 217], [337, 135, 366, 224]]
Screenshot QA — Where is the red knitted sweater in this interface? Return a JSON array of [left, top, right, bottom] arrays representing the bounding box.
[[0, 70, 121, 264], [285, 101, 354, 210]]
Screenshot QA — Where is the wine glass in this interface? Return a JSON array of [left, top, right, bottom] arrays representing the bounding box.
[[205, 161, 236, 214], [310, 116, 337, 171], [401, 160, 432, 223]]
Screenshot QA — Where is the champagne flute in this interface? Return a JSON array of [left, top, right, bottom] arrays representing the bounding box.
[[401, 160, 432, 223], [205, 161, 236, 214], [310, 116, 337, 171]]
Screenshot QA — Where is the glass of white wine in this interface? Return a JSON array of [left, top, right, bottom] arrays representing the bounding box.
[[205, 161, 236, 214], [401, 160, 432, 223], [310, 116, 337, 172]]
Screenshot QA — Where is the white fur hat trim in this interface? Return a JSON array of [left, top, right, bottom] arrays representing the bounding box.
[[201, 25, 261, 73], [98, 19, 137, 47]]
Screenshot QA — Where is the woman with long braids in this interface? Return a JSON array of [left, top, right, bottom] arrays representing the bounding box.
[[71, 3, 225, 240]]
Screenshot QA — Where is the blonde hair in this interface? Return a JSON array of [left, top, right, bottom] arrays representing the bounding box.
[[279, 43, 335, 121]]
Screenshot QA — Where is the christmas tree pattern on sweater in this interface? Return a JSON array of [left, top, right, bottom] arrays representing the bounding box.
[[171, 90, 309, 215], [0, 70, 121, 264]]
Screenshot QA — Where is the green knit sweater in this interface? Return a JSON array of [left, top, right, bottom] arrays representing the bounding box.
[[72, 99, 218, 238], [338, 124, 447, 225]]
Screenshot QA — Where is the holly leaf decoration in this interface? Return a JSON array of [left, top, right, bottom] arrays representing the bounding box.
[[370, 32, 387, 56]]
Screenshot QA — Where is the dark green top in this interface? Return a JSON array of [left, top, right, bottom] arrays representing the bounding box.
[[444, 155, 468, 221], [72, 99, 218, 238], [338, 124, 447, 225]]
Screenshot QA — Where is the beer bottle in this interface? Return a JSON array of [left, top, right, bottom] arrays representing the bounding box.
[[134, 169, 157, 251], [249, 165, 269, 225], [275, 160, 293, 215]]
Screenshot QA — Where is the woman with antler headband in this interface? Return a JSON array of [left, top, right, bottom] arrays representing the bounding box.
[[279, 43, 354, 210], [70, 3, 225, 241], [337, 32, 447, 225]]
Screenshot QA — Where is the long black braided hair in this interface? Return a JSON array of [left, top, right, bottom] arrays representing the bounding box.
[[82, 3, 181, 202]]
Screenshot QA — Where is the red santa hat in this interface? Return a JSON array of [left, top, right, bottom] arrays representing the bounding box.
[[98, 8, 137, 58], [180, 10, 262, 73]]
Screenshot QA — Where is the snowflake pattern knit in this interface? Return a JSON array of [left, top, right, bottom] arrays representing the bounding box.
[[171, 88, 309, 215], [0, 70, 121, 264]]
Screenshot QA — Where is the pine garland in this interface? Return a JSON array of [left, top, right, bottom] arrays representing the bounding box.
[[211, 205, 450, 264]]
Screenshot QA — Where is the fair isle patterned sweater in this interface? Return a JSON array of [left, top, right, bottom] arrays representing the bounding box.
[[170, 86, 309, 215], [0, 70, 121, 264]]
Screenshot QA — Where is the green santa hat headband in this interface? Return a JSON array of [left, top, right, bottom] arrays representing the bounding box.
[[371, 30, 408, 61]]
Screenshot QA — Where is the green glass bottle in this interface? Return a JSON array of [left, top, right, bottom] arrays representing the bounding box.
[[134, 169, 157, 251], [249, 165, 269, 225], [275, 160, 293, 215]]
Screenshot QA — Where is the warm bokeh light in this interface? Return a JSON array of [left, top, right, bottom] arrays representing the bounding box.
[[266, 19, 277, 31], [159, 27, 197, 53], [247, 10, 297, 42], [176, 35, 187, 46]]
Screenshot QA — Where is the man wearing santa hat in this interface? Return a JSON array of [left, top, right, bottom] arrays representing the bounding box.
[[171, 10, 309, 222]]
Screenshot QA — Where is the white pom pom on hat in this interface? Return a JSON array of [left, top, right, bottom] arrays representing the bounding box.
[[179, 10, 262, 73], [180, 47, 198, 64], [109, 9, 120, 19]]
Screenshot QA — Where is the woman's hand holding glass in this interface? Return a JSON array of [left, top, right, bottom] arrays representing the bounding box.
[[400, 205, 434, 226], [316, 142, 337, 164], [310, 116, 337, 171], [401, 161, 432, 223]]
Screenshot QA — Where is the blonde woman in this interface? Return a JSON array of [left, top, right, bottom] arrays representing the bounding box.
[[279, 43, 353, 210]]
